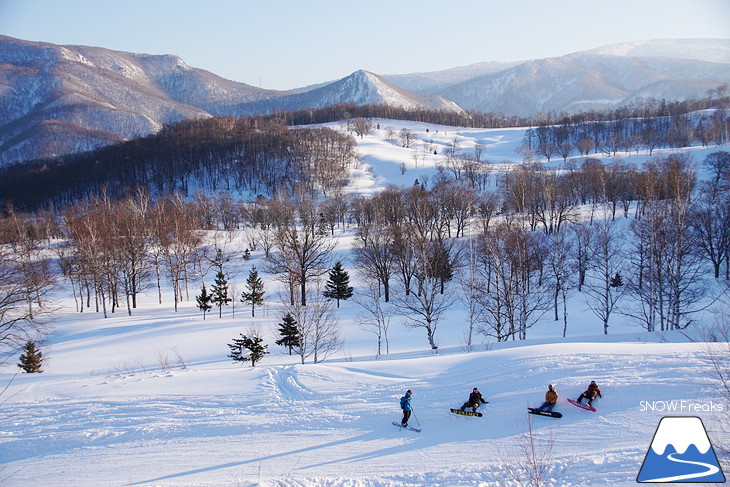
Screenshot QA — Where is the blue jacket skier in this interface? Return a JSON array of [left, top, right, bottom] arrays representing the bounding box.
[[400, 390, 413, 426]]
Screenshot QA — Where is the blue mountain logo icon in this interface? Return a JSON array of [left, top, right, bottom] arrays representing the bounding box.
[[637, 416, 725, 483]]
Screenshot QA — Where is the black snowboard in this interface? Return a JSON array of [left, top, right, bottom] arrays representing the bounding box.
[[527, 407, 562, 418], [450, 408, 483, 417]]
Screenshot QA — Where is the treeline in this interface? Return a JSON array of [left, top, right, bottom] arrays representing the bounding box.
[[2, 150, 728, 356], [521, 108, 730, 162], [271, 89, 730, 129], [0, 117, 358, 212]]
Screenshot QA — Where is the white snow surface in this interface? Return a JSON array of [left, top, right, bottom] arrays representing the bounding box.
[[1, 120, 729, 486]]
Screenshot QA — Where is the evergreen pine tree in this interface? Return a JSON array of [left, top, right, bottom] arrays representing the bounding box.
[[228, 333, 268, 367], [211, 270, 232, 319], [18, 341, 43, 373], [196, 283, 213, 320], [241, 266, 265, 317], [317, 212, 329, 237], [610, 272, 624, 288], [323, 261, 353, 308], [429, 245, 454, 295], [275, 313, 300, 355]]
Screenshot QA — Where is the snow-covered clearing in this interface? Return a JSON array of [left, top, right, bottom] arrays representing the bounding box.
[[1, 119, 728, 486]]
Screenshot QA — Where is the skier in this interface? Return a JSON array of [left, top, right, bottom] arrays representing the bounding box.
[[537, 384, 558, 412], [400, 389, 413, 427], [459, 387, 487, 413], [576, 380, 602, 407]]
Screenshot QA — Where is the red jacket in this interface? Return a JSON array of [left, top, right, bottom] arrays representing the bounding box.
[[584, 383, 602, 398]]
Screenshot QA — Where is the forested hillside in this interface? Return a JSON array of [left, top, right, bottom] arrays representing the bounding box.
[[1, 101, 729, 356], [1, 95, 729, 212]]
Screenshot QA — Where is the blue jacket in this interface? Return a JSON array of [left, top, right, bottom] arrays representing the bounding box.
[[400, 394, 412, 411]]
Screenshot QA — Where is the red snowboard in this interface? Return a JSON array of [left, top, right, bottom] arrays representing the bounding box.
[[567, 398, 596, 412]]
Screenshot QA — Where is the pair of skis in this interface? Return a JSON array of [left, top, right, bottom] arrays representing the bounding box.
[[392, 421, 421, 433]]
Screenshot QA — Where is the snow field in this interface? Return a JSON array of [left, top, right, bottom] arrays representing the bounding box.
[[2, 335, 725, 486], [1, 119, 728, 486]]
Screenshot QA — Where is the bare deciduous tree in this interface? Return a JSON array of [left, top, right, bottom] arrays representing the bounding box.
[[545, 230, 574, 337], [282, 283, 341, 364], [268, 201, 335, 306], [475, 223, 551, 342], [583, 207, 626, 335], [353, 278, 395, 356], [627, 155, 706, 331], [0, 244, 53, 360], [354, 222, 395, 303], [398, 128, 416, 148], [393, 238, 458, 350], [498, 415, 561, 487]]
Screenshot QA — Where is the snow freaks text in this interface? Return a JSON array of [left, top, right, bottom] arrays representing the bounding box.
[[639, 400, 724, 413]]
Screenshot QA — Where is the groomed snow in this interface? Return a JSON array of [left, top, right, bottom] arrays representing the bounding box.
[[1, 119, 728, 486]]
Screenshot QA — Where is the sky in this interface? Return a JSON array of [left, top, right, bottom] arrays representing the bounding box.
[[1, 0, 729, 90]]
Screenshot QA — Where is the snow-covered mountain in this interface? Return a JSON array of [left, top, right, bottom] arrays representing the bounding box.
[[432, 40, 730, 116], [587, 38, 730, 64], [383, 61, 520, 93], [1, 36, 729, 163], [0, 36, 464, 163], [235, 69, 463, 115], [0, 36, 284, 164]]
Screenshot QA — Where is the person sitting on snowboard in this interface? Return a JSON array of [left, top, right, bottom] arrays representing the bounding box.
[[576, 380, 602, 407], [400, 389, 413, 426], [537, 384, 558, 412], [459, 387, 487, 412]]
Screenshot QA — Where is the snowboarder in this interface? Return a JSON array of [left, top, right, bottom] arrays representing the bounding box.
[[537, 384, 558, 412], [576, 380, 602, 407], [400, 389, 413, 427], [459, 387, 487, 413]]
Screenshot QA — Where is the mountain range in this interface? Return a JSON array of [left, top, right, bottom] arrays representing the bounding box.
[[1, 35, 729, 164]]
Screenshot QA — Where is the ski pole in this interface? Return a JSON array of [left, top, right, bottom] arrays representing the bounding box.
[[411, 407, 421, 426]]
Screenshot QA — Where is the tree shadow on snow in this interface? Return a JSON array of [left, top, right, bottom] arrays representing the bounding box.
[[131, 429, 413, 485]]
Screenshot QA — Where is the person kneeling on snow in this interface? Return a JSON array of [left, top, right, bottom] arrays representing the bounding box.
[[576, 381, 602, 407], [537, 384, 558, 412], [459, 387, 487, 412]]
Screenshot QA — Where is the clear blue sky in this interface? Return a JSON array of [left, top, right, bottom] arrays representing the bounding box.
[[1, 0, 729, 90]]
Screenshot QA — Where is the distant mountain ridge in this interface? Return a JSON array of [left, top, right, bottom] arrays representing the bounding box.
[[435, 51, 730, 115], [586, 38, 730, 63], [0, 36, 728, 163], [233, 70, 463, 115], [0, 35, 282, 163]]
